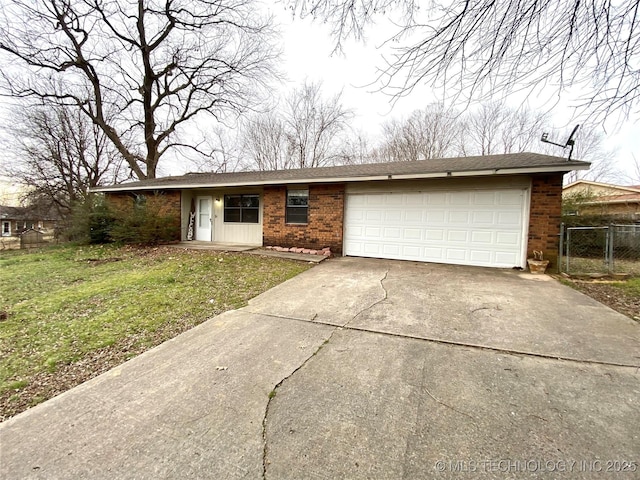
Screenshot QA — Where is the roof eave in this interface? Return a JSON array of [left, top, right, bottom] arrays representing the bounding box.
[[91, 164, 589, 193]]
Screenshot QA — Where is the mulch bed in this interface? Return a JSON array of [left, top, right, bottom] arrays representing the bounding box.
[[561, 279, 640, 322]]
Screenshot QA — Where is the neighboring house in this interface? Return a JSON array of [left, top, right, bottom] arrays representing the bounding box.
[[93, 153, 590, 269], [0, 205, 58, 237], [563, 180, 640, 218]]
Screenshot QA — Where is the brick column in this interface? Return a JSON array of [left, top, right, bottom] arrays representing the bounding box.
[[527, 174, 564, 267]]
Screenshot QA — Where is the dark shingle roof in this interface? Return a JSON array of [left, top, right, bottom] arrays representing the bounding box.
[[94, 152, 590, 192]]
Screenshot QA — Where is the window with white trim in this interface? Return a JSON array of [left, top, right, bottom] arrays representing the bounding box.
[[286, 189, 309, 224], [224, 194, 259, 223]]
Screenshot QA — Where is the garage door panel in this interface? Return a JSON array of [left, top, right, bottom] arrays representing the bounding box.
[[447, 230, 469, 242], [449, 192, 471, 205], [495, 251, 519, 265], [348, 225, 365, 236], [473, 191, 497, 205], [383, 227, 402, 239], [364, 226, 382, 238], [472, 211, 495, 224], [471, 231, 493, 244], [403, 228, 423, 240], [385, 195, 403, 206], [365, 210, 383, 221], [496, 232, 520, 245], [401, 245, 421, 257], [426, 192, 447, 205], [385, 210, 402, 222], [446, 249, 467, 261], [425, 229, 444, 241], [497, 212, 521, 225], [344, 188, 526, 268], [382, 244, 401, 255], [470, 250, 492, 263], [499, 191, 524, 205], [404, 210, 423, 222], [404, 193, 424, 206], [363, 243, 381, 254], [426, 210, 446, 223], [448, 211, 470, 223]]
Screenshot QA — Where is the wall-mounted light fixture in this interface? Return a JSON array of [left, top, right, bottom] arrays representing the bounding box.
[[215, 197, 221, 202]]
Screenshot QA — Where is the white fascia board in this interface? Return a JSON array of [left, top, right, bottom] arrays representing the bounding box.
[[92, 164, 589, 193], [91, 175, 390, 192], [584, 199, 640, 205]]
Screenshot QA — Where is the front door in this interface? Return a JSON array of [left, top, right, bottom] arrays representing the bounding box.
[[196, 196, 212, 241]]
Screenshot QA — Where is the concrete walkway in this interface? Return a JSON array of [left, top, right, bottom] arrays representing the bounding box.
[[1, 258, 639, 479]]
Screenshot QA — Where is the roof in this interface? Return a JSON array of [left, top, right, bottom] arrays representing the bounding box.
[[0, 205, 59, 221], [564, 180, 640, 194], [563, 180, 640, 204], [0, 205, 24, 219], [93, 152, 590, 193]]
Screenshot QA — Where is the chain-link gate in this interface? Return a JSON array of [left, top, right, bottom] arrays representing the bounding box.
[[560, 224, 640, 275]]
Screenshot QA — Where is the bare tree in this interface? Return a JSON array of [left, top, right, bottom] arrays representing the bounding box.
[[242, 81, 353, 170], [290, 1, 640, 119], [336, 130, 378, 165], [0, 0, 279, 179], [459, 103, 548, 156], [183, 126, 244, 174], [285, 81, 353, 168], [8, 103, 124, 218], [379, 103, 459, 162], [628, 155, 640, 185], [243, 113, 293, 171]]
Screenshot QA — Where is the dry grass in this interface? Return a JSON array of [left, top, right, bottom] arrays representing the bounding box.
[[0, 244, 312, 420]]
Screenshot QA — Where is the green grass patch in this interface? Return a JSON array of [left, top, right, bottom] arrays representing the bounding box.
[[613, 277, 640, 296], [0, 244, 312, 399]]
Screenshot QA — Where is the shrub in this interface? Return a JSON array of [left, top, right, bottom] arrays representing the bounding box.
[[108, 199, 179, 245]]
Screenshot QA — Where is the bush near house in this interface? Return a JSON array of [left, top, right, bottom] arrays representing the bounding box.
[[105, 191, 181, 246], [107, 201, 179, 245]]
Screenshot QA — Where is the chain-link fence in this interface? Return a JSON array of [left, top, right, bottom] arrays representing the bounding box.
[[560, 224, 640, 275]]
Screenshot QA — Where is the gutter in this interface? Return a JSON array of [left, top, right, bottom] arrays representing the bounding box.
[[91, 164, 590, 193]]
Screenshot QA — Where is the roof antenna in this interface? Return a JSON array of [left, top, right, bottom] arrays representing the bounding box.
[[541, 124, 580, 161]]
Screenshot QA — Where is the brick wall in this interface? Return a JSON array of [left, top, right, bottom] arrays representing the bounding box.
[[528, 174, 564, 267], [263, 184, 345, 253]]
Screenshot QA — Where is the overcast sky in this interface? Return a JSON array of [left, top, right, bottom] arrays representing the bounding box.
[[270, 6, 640, 183], [1, 2, 638, 187]]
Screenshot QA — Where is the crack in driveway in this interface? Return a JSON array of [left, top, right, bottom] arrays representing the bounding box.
[[345, 269, 389, 327], [261, 326, 341, 479], [262, 268, 390, 478]]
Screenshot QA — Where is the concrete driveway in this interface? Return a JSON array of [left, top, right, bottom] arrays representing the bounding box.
[[1, 257, 639, 479]]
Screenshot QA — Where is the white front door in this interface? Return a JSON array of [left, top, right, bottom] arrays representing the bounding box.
[[196, 196, 212, 241]]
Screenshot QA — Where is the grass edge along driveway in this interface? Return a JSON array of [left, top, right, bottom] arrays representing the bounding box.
[[0, 244, 312, 421]]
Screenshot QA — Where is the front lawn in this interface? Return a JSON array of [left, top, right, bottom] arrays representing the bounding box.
[[0, 244, 312, 421]]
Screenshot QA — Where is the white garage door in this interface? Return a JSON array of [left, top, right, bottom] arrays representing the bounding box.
[[344, 188, 527, 268]]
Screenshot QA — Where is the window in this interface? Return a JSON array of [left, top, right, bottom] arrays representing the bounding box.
[[133, 193, 147, 210], [286, 189, 309, 224], [224, 194, 259, 223]]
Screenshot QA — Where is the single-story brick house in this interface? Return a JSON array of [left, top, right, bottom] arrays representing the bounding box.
[[0, 205, 58, 237], [94, 153, 590, 269]]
